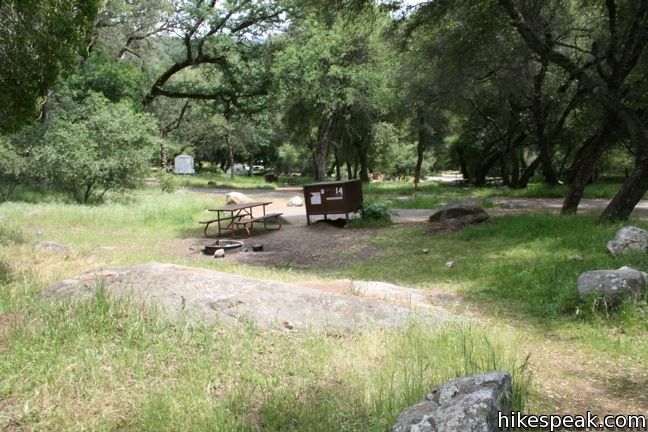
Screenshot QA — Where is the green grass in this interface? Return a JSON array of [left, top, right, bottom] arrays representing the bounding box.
[[0, 190, 531, 430], [4, 187, 648, 427], [365, 180, 629, 209], [176, 172, 275, 190], [341, 213, 648, 319], [335, 213, 648, 364], [0, 289, 528, 430]]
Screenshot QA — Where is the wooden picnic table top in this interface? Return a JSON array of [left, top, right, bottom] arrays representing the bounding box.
[[208, 201, 272, 212]]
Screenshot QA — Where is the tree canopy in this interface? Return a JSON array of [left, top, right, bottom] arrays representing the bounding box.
[[0, 0, 100, 131], [1, 0, 647, 219]]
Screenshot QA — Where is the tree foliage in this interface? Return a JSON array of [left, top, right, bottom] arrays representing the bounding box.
[[43, 93, 159, 203], [0, 0, 100, 131], [1, 0, 647, 220]]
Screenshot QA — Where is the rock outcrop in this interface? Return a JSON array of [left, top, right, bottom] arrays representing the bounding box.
[[607, 226, 648, 256], [225, 192, 255, 205], [42, 263, 454, 330], [429, 202, 489, 230], [577, 266, 647, 303], [287, 196, 304, 207], [392, 371, 512, 432]]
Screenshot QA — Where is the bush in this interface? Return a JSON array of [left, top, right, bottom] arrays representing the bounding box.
[[0, 136, 28, 201], [43, 92, 158, 203], [350, 199, 393, 227], [156, 172, 178, 193]]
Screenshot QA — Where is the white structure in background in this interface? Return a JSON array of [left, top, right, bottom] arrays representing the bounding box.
[[174, 154, 195, 174], [229, 163, 249, 176]]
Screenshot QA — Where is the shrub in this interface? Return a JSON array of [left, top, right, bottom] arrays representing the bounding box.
[[156, 172, 178, 193], [43, 92, 158, 203], [349, 199, 393, 227], [0, 136, 28, 201], [361, 199, 392, 222]]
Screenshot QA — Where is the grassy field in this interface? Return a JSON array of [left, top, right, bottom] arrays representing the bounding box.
[[0, 190, 530, 431], [343, 215, 648, 357], [174, 171, 627, 210], [364, 181, 627, 209], [176, 172, 276, 190], [1, 186, 647, 429]]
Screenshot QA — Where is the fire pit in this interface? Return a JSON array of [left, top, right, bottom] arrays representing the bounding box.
[[202, 240, 243, 255]]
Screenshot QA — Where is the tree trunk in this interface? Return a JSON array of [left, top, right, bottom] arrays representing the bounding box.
[[359, 152, 369, 182], [327, 160, 336, 177], [600, 159, 648, 221], [561, 115, 615, 214], [334, 151, 341, 181], [473, 151, 503, 186], [509, 148, 520, 188], [414, 108, 426, 190], [314, 152, 327, 181], [227, 133, 234, 180], [538, 138, 559, 185], [314, 117, 334, 181], [500, 156, 510, 186], [161, 143, 168, 170], [599, 108, 648, 221], [518, 156, 541, 189], [346, 162, 352, 180]]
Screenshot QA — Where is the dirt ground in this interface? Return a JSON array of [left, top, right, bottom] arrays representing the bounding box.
[[175, 218, 376, 269]]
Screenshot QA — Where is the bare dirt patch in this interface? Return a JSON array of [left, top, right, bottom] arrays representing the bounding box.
[[523, 336, 648, 415], [169, 219, 377, 269]]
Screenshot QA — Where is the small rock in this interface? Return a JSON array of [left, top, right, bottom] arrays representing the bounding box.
[[429, 202, 489, 230], [577, 266, 647, 303], [35, 241, 69, 252], [607, 226, 648, 256], [225, 192, 254, 205], [445, 261, 456, 268], [213, 249, 225, 258], [569, 255, 583, 261], [422, 249, 429, 254], [392, 371, 512, 432], [283, 320, 294, 330], [252, 244, 264, 252], [287, 196, 304, 207]]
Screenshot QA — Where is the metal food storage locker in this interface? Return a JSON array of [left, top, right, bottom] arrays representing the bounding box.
[[303, 179, 363, 225]]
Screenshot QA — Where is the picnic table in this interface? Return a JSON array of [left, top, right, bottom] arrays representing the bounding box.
[[199, 201, 282, 237]]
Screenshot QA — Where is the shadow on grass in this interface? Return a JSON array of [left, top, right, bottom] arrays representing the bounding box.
[[339, 213, 648, 323]]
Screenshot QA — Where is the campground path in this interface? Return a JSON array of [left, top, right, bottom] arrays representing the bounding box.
[[189, 186, 648, 221]]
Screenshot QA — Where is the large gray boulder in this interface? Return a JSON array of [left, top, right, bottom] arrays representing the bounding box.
[[607, 226, 648, 256], [392, 371, 512, 432], [41, 263, 454, 331], [429, 202, 489, 230], [225, 192, 255, 205], [577, 266, 647, 302]]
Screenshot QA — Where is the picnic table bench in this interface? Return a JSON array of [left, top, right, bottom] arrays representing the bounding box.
[[200, 201, 282, 237], [232, 212, 282, 237]]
